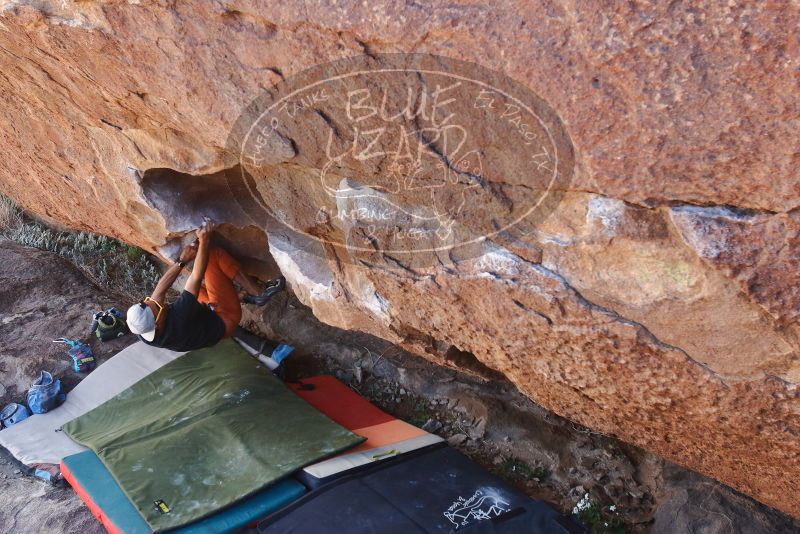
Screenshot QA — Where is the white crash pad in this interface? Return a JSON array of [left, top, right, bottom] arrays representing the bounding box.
[[302, 433, 444, 480], [0, 342, 184, 466]]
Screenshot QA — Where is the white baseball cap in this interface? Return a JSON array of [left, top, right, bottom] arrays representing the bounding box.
[[127, 302, 157, 342]]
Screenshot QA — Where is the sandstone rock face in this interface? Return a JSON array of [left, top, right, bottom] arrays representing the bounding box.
[[0, 0, 798, 517]]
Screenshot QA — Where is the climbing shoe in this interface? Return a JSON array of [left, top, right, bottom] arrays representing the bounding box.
[[244, 276, 285, 306]]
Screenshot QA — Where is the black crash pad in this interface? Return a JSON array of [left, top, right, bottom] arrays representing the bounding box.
[[259, 446, 585, 533]]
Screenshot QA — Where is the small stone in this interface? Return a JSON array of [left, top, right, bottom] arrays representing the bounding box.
[[422, 419, 443, 433], [569, 485, 585, 498], [468, 417, 486, 439], [13, 469, 21, 475], [448, 433, 468, 446], [629, 486, 645, 499]]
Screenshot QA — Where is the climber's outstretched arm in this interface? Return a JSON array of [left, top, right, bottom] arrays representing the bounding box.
[[149, 262, 183, 305], [185, 222, 214, 296]]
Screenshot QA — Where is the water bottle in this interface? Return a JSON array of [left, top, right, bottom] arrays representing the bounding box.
[[89, 311, 102, 337]]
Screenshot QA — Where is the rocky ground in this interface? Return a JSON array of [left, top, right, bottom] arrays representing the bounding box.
[[0, 239, 798, 533], [0, 452, 103, 534]]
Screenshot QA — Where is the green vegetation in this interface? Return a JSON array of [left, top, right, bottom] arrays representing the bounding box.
[[573, 493, 626, 534], [0, 193, 23, 230], [498, 457, 550, 482], [403, 398, 430, 427], [0, 194, 161, 299]]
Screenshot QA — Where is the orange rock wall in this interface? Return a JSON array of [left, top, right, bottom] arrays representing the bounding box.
[[0, 1, 797, 516]]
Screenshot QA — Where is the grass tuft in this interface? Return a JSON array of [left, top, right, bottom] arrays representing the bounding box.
[[498, 457, 550, 482], [572, 493, 626, 534], [0, 194, 23, 231], [0, 193, 161, 299]]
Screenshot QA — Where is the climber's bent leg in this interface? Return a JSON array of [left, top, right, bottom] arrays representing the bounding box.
[[197, 248, 242, 338]]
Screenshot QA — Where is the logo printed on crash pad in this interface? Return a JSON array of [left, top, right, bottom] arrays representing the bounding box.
[[153, 500, 171, 514], [444, 488, 510, 528]]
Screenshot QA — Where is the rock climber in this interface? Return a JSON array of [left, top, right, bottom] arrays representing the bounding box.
[[126, 219, 284, 352]]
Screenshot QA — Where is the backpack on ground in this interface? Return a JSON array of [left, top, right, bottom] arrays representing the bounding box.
[[27, 371, 66, 414], [90, 308, 130, 341], [53, 338, 97, 373], [0, 402, 30, 428]]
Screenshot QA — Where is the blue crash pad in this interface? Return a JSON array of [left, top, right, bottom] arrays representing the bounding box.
[[62, 450, 306, 534]]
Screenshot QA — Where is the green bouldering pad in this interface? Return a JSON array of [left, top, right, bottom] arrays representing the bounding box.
[[63, 339, 364, 532]]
